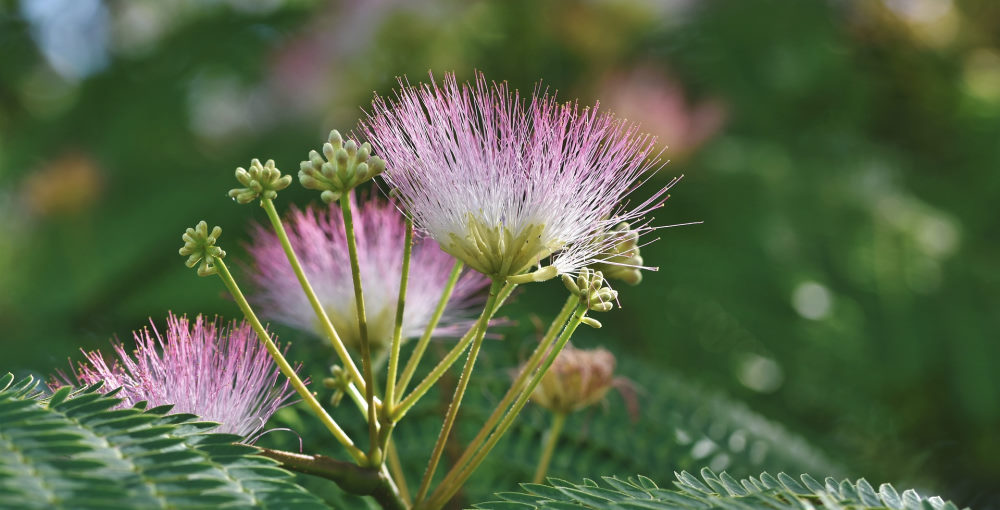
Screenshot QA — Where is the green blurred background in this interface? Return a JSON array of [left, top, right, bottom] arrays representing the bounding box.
[[1, 0, 998, 507]]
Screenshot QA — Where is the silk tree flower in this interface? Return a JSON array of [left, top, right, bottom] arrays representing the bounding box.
[[245, 195, 489, 354], [360, 72, 678, 282], [53, 314, 295, 440]]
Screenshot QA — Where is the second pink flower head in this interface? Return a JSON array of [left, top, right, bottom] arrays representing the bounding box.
[[246, 195, 490, 353]]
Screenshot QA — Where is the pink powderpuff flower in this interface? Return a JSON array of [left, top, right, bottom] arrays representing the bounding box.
[[360, 71, 681, 282], [53, 314, 296, 441], [245, 194, 489, 354]]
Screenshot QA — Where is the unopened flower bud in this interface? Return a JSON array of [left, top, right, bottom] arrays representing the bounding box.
[[507, 265, 559, 284], [565, 268, 617, 312], [591, 222, 645, 285], [179, 221, 225, 276], [299, 130, 387, 203], [326, 365, 350, 407], [530, 344, 617, 414], [229, 158, 292, 205]]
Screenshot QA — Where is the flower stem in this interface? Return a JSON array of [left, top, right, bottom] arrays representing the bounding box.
[[431, 294, 576, 490], [384, 216, 413, 413], [260, 198, 372, 413], [532, 412, 566, 483], [392, 281, 515, 421], [394, 260, 463, 403], [423, 303, 588, 510], [386, 440, 412, 505], [214, 258, 366, 464], [414, 279, 504, 505], [339, 193, 381, 465]]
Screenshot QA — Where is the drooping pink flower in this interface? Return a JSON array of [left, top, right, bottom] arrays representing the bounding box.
[[53, 314, 295, 440], [245, 195, 489, 353], [360, 72, 680, 281]]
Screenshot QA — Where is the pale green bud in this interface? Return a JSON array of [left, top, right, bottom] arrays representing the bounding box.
[[326, 365, 349, 407], [561, 273, 579, 295], [507, 265, 558, 284], [591, 222, 645, 285], [565, 268, 617, 313]]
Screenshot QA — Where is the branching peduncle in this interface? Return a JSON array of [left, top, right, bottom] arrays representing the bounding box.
[[423, 302, 589, 509], [430, 293, 577, 493], [391, 281, 516, 421], [414, 278, 504, 505], [339, 192, 381, 465], [394, 260, 464, 404], [214, 258, 367, 464], [384, 216, 413, 414], [259, 197, 374, 414]]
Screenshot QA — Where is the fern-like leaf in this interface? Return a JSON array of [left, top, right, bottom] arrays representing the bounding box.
[[0, 374, 331, 510], [473, 468, 967, 510]]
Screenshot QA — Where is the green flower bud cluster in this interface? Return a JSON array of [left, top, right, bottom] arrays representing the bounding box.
[[323, 365, 351, 407], [562, 268, 618, 328], [299, 130, 387, 204], [592, 222, 644, 285], [229, 158, 293, 205], [179, 221, 225, 276]]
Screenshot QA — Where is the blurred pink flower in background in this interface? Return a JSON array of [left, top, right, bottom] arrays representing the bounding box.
[[599, 65, 726, 160]]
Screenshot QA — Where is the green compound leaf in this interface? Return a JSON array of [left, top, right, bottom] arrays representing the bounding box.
[[0, 374, 332, 510], [473, 469, 968, 510], [412, 355, 843, 502]]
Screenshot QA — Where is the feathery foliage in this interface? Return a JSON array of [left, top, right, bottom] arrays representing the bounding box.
[[472, 467, 966, 510], [0, 373, 330, 510]]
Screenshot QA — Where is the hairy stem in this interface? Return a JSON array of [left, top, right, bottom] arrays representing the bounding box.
[[260, 198, 372, 413], [533, 412, 566, 483], [393, 282, 515, 421], [214, 258, 366, 464], [424, 303, 588, 509], [339, 194, 381, 465], [259, 448, 405, 510], [386, 440, 412, 505], [414, 279, 504, 504], [384, 217, 413, 414], [394, 260, 464, 404], [433, 294, 576, 490]]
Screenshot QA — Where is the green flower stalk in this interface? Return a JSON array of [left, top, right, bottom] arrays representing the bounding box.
[[423, 269, 619, 509], [178, 221, 366, 464]]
